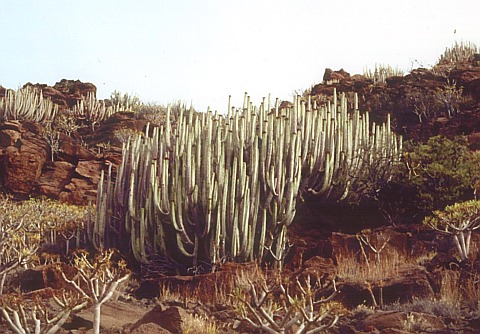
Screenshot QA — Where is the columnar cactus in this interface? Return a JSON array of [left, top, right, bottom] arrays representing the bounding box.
[[70, 92, 117, 131], [94, 90, 402, 269], [0, 87, 58, 124]]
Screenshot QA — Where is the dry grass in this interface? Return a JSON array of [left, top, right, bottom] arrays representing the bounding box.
[[384, 269, 480, 319], [336, 248, 405, 284], [183, 313, 218, 334], [439, 270, 462, 308], [439, 269, 480, 315]]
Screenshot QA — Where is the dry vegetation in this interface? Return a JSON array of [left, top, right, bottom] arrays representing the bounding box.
[[0, 41, 479, 333]]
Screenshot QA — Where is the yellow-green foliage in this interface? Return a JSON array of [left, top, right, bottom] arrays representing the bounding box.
[[113, 127, 144, 144], [424, 200, 480, 233], [424, 200, 480, 260], [0, 195, 89, 247]]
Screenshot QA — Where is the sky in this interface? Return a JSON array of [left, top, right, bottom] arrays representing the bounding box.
[[0, 1, 478, 112]]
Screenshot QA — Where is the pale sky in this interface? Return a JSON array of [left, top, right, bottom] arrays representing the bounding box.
[[0, 1, 478, 112]]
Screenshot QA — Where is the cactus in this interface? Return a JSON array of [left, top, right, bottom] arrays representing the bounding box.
[[94, 90, 402, 269], [0, 87, 57, 124], [70, 92, 117, 131]]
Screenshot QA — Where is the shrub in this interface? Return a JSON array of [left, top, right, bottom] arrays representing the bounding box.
[[233, 275, 341, 333], [402, 136, 480, 214]]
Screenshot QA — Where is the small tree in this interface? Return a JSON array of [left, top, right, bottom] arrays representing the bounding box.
[[0, 290, 88, 334], [424, 200, 480, 261], [60, 249, 130, 334], [0, 217, 38, 295]]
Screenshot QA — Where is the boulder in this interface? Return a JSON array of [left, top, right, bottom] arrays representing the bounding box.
[[451, 66, 480, 101], [298, 256, 337, 280], [35, 161, 76, 198], [15, 264, 75, 292], [130, 305, 189, 334], [56, 160, 104, 204], [22, 83, 68, 110], [0, 122, 48, 196], [129, 322, 173, 334], [53, 79, 97, 107], [323, 68, 351, 83], [58, 132, 96, 162]]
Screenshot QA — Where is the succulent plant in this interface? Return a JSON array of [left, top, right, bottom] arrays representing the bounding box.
[[94, 91, 402, 269]]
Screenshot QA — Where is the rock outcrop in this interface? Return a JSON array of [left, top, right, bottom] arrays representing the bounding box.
[[0, 113, 134, 204], [312, 60, 480, 141]]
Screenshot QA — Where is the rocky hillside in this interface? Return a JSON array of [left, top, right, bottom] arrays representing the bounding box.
[[1, 54, 480, 333], [1, 59, 479, 205]]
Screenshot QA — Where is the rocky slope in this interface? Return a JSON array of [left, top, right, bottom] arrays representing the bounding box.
[[1, 60, 480, 333]]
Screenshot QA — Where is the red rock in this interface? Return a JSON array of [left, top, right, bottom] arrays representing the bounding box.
[[61, 175, 99, 204], [130, 322, 173, 334], [53, 79, 97, 107], [58, 133, 96, 162], [451, 66, 480, 100], [2, 135, 47, 196], [130, 305, 188, 334], [35, 161, 76, 198], [338, 263, 434, 308], [22, 83, 68, 110], [299, 256, 337, 279]]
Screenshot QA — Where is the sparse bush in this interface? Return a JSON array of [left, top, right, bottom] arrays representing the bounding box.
[[384, 297, 462, 319], [405, 88, 442, 123], [113, 127, 144, 144], [233, 275, 341, 333], [53, 113, 80, 137], [42, 122, 60, 161], [435, 78, 463, 117], [336, 235, 406, 307], [0, 289, 88, 334], [0, 195, 89, 257]]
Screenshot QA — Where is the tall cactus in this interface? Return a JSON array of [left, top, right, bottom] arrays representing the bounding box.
[[0, 87, 58, 124], [94, 90, 402, 269]]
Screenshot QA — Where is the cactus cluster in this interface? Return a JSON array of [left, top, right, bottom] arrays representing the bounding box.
[[94, 91, 402, 268], [0, 87, 135, 130], [363, 64, 404, 84], [70, 91, 132, 131], [437, 41, 478, 66], [0, 86, 58, 124]]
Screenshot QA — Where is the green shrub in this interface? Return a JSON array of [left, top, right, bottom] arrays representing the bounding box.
[[402, 136, 479, 214]]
